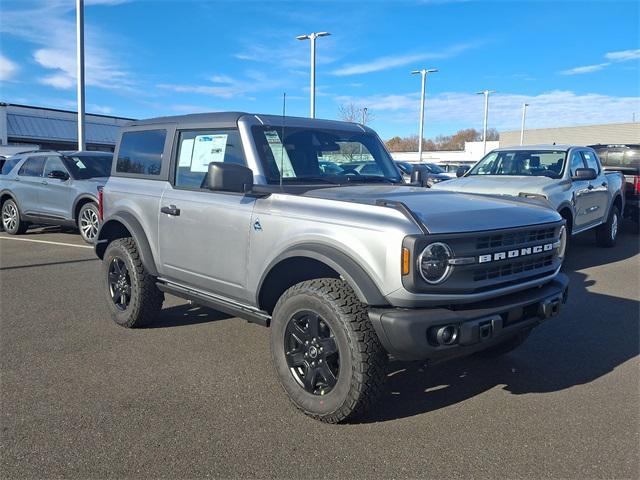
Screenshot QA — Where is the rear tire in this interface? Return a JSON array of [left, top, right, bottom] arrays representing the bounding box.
[[270, 278, 386, 423], [78, 202, 100, 244], [595, 206, 619, 248], [102, 237, 164, 328], [1, 199, 28, 235], [476, 330, 531, 359]]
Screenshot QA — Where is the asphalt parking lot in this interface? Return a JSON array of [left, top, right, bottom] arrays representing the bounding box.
[[1, 225, 638, 479]]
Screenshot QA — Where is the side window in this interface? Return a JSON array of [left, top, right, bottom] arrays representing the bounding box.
[[582, 151, 599, 173], [569, 151, 586, 177], [116, 130, 166, 176], [175, 129, 246, 189], [44, 156, 68, 177], [18, 157, 45, 177]]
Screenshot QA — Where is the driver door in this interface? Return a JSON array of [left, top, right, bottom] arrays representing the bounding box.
[[569, 149, 598, 229]]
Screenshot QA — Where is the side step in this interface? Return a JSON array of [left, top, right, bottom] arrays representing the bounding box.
[[156, 281, 271, 327]]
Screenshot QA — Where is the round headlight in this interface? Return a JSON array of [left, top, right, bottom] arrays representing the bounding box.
[[558, 225, 567, 259], [418, 242, 453, 284]]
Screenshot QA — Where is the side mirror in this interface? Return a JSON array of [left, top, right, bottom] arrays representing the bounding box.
[[456, 166, 469, 177], [206, 162, 253, 193], [572, 167, 597, 181], [47, 170, 69, 180], [410, 165, 431, 187]]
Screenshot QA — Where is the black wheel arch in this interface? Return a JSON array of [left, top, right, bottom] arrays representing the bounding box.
[[557, 202, 574, 233], [95, 212, 158, 276], [257, 243, 388, 314]]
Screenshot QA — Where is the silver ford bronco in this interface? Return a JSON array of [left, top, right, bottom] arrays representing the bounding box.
[[95, 112, 569, 423]]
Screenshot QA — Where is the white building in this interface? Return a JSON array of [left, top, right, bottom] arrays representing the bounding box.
[[390, 141, 499, 164], [500, 122, 639, 147]]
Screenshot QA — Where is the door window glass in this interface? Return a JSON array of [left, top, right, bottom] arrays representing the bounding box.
[[17, 157, 45, 177], [44, 156, 68, 177], [116, 129, 166, 175], [175, 129, 246, 189], [569, 151, 586, 177], [582, 151, 599, 173]]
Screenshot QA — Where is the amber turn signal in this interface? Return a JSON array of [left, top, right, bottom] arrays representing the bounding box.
[[402, 247, 410, 275]]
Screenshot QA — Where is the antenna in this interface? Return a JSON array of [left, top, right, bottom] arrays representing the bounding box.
[[280, 92, 286, 190]]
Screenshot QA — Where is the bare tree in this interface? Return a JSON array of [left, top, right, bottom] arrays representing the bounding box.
[[338, 103, 375, 125]]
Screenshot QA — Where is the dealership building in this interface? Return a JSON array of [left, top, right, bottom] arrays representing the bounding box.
[[0, 103, 133, 154], [500, 122, 640, 147]]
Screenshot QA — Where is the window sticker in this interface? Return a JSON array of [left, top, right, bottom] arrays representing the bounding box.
[[265, 130, 295, 177], [190, 134, 228, 172], [178, 138, 194, 167]]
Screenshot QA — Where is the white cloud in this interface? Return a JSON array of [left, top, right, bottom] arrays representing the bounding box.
[[605, 49, 640, 62], [336, 90, 640, 132], [158, 70, 288, 99], [332, 43, 476, 76], [0, 54, 19, 81], [559, 63, 610, 75]]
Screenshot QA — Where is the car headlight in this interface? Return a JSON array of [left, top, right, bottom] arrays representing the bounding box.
[[518, 192, 548, 200], [418, 242, 453, 284], [557, 225, 567, 259]]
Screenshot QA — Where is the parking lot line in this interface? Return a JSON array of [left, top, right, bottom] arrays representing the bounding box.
[[0, 236, 93, 250]]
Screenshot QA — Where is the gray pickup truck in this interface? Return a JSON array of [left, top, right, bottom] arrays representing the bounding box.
[[95, 113, 569, 423], [434, 145, 625, 247]]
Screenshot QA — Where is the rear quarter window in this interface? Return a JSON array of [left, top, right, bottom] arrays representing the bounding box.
[[18, 157, 45, 177], [1, 157, 21, 175], [116, 129, 166, 176]]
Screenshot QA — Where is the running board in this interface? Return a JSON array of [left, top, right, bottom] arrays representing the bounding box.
[[156, 281, 271, 327]]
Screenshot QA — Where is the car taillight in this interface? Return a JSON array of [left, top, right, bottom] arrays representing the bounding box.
[[97, 186, 104, 221], [634, 176, 640, 195]]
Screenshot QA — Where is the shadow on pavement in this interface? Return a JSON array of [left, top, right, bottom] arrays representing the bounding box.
[[0, 258, 98, 271], [146, 304, 232, 329]]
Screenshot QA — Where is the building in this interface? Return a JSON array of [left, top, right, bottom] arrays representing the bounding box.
[[390, 141, 499, 164], [0, 103, 134, 153], [501, 122, 640, 147]]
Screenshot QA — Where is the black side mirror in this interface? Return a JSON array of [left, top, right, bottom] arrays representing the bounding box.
[[206, 162, 253, 193], [410, 165, 431, 187], [572, 167, 597, 181], [456, 166, 469, 177], [47, 170, 69, 180]]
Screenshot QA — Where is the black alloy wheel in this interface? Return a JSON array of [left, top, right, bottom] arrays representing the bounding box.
[[108, 257, 131, 311], [284, 310, 340, 395]]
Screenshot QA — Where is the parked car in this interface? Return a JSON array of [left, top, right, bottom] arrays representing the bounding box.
[[589, 144, 639, 226], [433, 145, 625, 247], [95, 112, 568, 423], [0, 150, 113, 243]]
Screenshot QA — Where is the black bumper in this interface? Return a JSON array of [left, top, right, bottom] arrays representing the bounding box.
[[369, 274, 569, 361]]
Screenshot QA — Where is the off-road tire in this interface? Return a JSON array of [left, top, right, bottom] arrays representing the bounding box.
[[270, 278, 387, 423], [595, 206, 619, 248], [102, 237, 164, 328], [1, 199, 28, 235], [78, 202, 100, 244], [475, 330, 531, 359]]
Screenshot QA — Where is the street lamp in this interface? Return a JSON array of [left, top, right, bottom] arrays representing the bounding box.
[[520, 103, 529, 145], [76, 0, 86, 150], [296, 31, 330, 118], [476, 89, 496, 155], [411, 68, 438, 162]]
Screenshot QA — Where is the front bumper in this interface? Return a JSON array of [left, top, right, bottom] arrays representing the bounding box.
[[368, 274, 569, 361]]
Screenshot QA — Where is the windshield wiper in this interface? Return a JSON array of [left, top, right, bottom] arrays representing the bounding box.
[[347, 176, 398, 184], [283, 176, 342, 184]]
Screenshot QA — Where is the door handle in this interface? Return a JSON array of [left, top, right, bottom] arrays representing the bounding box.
[[587, 184, 594, 190], [601, 182, 607, 187], [41, 180, 48, 185], [160, 205, 180, 216]]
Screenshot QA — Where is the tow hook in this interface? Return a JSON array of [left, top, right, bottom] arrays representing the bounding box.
[[540, 296, 562, 319]]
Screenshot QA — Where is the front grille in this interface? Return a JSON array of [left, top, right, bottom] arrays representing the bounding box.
[[475, 227, 556, 250], [473, 254, 554, 282]]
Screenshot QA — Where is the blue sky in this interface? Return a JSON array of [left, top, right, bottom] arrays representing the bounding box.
[[1, 0, 639, 139]]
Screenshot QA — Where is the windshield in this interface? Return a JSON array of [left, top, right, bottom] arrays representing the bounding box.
[[592, 145, 640, 169], [64, 154, 113, 179], [467, 150, 566, 179], [425, 163, 445, 174], [252, 126, 402, 184]]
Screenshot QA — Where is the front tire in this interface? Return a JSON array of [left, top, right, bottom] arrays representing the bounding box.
[[102, 238, 164, 328], [270, 278, 386, 423], [1, 199, 28, 235], [78, 202, 100, 244], [595, 206, 619, 248]]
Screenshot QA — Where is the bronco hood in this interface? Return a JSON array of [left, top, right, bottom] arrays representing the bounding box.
[[303, 185, 559, 234]]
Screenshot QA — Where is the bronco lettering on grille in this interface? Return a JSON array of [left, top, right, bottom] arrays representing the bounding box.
[[478, 243, 554, 263]]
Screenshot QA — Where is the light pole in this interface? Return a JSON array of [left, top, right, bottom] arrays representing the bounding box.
[[76, 0, 86, 150], [296, 31, 330, 118], [520, 103, 529, 145], [411, 68, 438, 162], [361, 107, 368, 125], [476, 89, 495, 154]]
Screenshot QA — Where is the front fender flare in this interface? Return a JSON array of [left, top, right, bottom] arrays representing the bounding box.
[[95, 212, 158, 276], [257, 243, 388, 306]]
